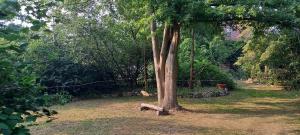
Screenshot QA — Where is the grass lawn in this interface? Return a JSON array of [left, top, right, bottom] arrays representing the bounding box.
[[30, 82, 300, 135]]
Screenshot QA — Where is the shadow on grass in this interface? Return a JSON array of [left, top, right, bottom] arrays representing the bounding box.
[[31, 87, 300, 135], [180, 88, 300, 118], [59, 88, 300, 117], [181, 88, 300, 105], [54, 96, 157, 110], [292, 129, 300, 135], [61, 87, 299, 109], [182, 107, 300, 116]]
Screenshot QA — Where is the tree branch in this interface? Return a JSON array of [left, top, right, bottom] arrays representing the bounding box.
[[150, 19, 160, 66]]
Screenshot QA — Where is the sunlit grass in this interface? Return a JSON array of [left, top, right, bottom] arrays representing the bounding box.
[[30, 82, 300, 135]]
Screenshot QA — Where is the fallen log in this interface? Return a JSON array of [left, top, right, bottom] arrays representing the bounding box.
[[140, 103, 168, 115], [140, 103, 163, 111]]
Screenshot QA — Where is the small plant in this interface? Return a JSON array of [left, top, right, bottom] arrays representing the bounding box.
[[40, 91, 72, 107]]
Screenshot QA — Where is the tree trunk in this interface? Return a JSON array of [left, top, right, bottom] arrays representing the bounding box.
[[150, 20, 181, 110], [189, 29, 195, 89], [150, 20, 164, 106], [162, 23, 180, 110], [143, 41, 148, 90]]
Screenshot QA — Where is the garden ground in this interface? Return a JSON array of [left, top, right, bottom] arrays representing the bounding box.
[[30, 81, 300, 135]]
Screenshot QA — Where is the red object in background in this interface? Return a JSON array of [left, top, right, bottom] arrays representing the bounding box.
[[217, 84, 226, 90]]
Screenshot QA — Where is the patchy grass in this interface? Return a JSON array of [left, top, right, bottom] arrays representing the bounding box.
[[30, 82, 300, 135]]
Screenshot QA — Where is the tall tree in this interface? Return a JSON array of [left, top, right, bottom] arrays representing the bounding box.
[[151, 21, 181, 109], [121, 0, 300, 111]]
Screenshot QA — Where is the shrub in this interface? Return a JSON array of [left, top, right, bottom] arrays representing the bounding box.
[[39, 91, 72, 107], [179, 60, 236, 89]]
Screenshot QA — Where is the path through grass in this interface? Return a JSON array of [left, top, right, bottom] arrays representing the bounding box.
[[30, 82, 300, 135]]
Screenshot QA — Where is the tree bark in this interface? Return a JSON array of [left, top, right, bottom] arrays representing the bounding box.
[[150, 20, 181, 110], [143, 40, 148, 90], [189, 29, 195, 89], [162, 23, 180, 110], [150, 20, 164, 106]]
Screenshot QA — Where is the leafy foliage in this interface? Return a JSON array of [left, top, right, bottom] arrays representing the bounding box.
[[178, 31, 237, 89], [0, 0, 68, 134], [24, 0, 152, 96], [236, 28, 300, 89]]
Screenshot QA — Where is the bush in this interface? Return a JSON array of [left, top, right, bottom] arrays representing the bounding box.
[[285, 77, 300, 90], [39, 91, 72, 107], [179, 60, 236, 89], [37, 59, 121, 97], [197, 63, 235, 89]]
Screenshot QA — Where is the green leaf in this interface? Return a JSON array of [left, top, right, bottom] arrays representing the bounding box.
[[0, 122, 9, 129], [55, 0, 64, 2], [30, 20, 46, 31], [5, 119, 19, 127], [25, 115, 36, 122], [8, 114, 21, 120], [20, 28, 29, 33], [0, 123, 12, 135], [3, 108, 14, 115], [1, 129, 13, 135], [13, 126, 30, 135], [30, 34, 40, 39], [0, 114, 9, 120]]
